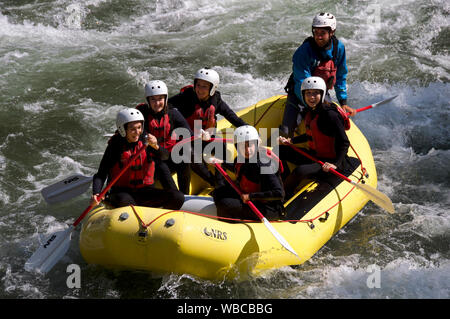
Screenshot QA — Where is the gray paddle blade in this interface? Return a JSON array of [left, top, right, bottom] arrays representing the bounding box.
[[41, 174, 92, 204], [372, 95, 398, 108], [24, 226, 73, 274]]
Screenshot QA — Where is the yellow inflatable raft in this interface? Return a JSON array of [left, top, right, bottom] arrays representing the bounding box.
[[79, 95, 377, 280]]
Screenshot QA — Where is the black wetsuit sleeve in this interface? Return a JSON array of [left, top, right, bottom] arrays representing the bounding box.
[[215, 95, 247, 127], [168, 91, 195, 119], [148, 141, 169, 161], [249, 172, 284, 201], [169, 108, 193, 135], [291, 134, 309, 144], [167, 93, 184, 110], [92, 143, 117, 195]]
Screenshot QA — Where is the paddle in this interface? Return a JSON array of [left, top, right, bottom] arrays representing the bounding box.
[[349, 95, 398, 115], [25, 142, 149, 274], [287, 144, 395, 214], [213, 162, 300, 259], [41, 174, 93, 204]]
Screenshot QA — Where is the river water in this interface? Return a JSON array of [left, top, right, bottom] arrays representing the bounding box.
[[0, 0, 449, 299]]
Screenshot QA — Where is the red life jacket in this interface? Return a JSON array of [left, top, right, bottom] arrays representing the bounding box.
[[136, 103, 177, 152], [110, 140, 155, 189], [308, 36, 339, 89], [313, 59, 337, 90], [180, 85, 216, 130], [235, 148, 283, 194], [147, 113, 177, 152], [305, 111, 337, 159]]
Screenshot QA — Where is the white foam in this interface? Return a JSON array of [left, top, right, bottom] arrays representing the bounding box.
[[2, 264, 45, 298], [22, 100, 54, 113], [286, 255, 450, 299]]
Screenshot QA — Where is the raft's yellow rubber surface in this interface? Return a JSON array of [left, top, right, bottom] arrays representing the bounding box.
[[79, 95, 377, 280]]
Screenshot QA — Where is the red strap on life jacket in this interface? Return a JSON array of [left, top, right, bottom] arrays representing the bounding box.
[[179, 84, 216, 130], [110, 141, 155, 188], [186, 103, 216, 130], [147, 113, 176, 151], [305, 112, 337, 159], [313, 59, 337, 90]]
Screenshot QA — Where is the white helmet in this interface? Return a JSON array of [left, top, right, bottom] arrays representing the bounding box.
[[116, 108, 144, 137], [194, 68, 220, 96], [312, 12, 336, 31], [234, 125, 260, 145], [145, 80, 168, 106], [301, 76, 327, 103]]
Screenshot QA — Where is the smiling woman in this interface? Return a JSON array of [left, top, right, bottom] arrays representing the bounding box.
[[88, 108, 184, 209], [124, 121, 143, 143]]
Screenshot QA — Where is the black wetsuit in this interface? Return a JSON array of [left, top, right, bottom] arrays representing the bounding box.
[[213, 150, 285, 221], [92, 134, 184, 209], [137, 104, 193, 194], [168, 86, 248, 186]]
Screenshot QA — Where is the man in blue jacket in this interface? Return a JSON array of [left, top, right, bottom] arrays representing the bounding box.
[[280, 12, 356, 137]]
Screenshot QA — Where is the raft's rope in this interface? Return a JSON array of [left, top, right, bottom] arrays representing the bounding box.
[[350, 143, 367, 176], [254, 95, 285, 126], [130, 206, 260, 229], [130, 174, 361, 228], [285, 176, 359, 224]]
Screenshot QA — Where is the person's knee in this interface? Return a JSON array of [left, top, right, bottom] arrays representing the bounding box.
[[109, 192, 135, 208], [167, 189, 185, 209], [215, 198, 243, 217]]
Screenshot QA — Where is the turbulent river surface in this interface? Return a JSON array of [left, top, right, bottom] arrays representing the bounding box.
[[0, 0, 449, 299]]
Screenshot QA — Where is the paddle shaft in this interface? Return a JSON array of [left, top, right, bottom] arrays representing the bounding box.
[[286, 144, 395, 214], [287, 144, 353, 183], [214, 163, 300, 258], [346, 95, 398, 116], [214, 163, 264, 219], [72, 142, 149, 227]]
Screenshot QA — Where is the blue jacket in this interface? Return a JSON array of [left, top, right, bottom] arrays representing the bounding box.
[[292, 37, 348, 105]]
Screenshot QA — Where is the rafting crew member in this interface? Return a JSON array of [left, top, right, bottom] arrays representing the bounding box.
[[90, 108, 184, 209], [278, 76, 355, 200], [280, 12, 356, 138], [136, 80, 193, 194], [168, 67, 248, 186], [209, 125, 285, 221]]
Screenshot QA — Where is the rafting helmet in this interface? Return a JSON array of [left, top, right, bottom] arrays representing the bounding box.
[[194, 68, 220, 96], [145, 80, 168, 107], [301, 76, 327, 103], [312, 12, 336, 31], [234, 125, 260, 145], [116, 108, 144, 137]]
